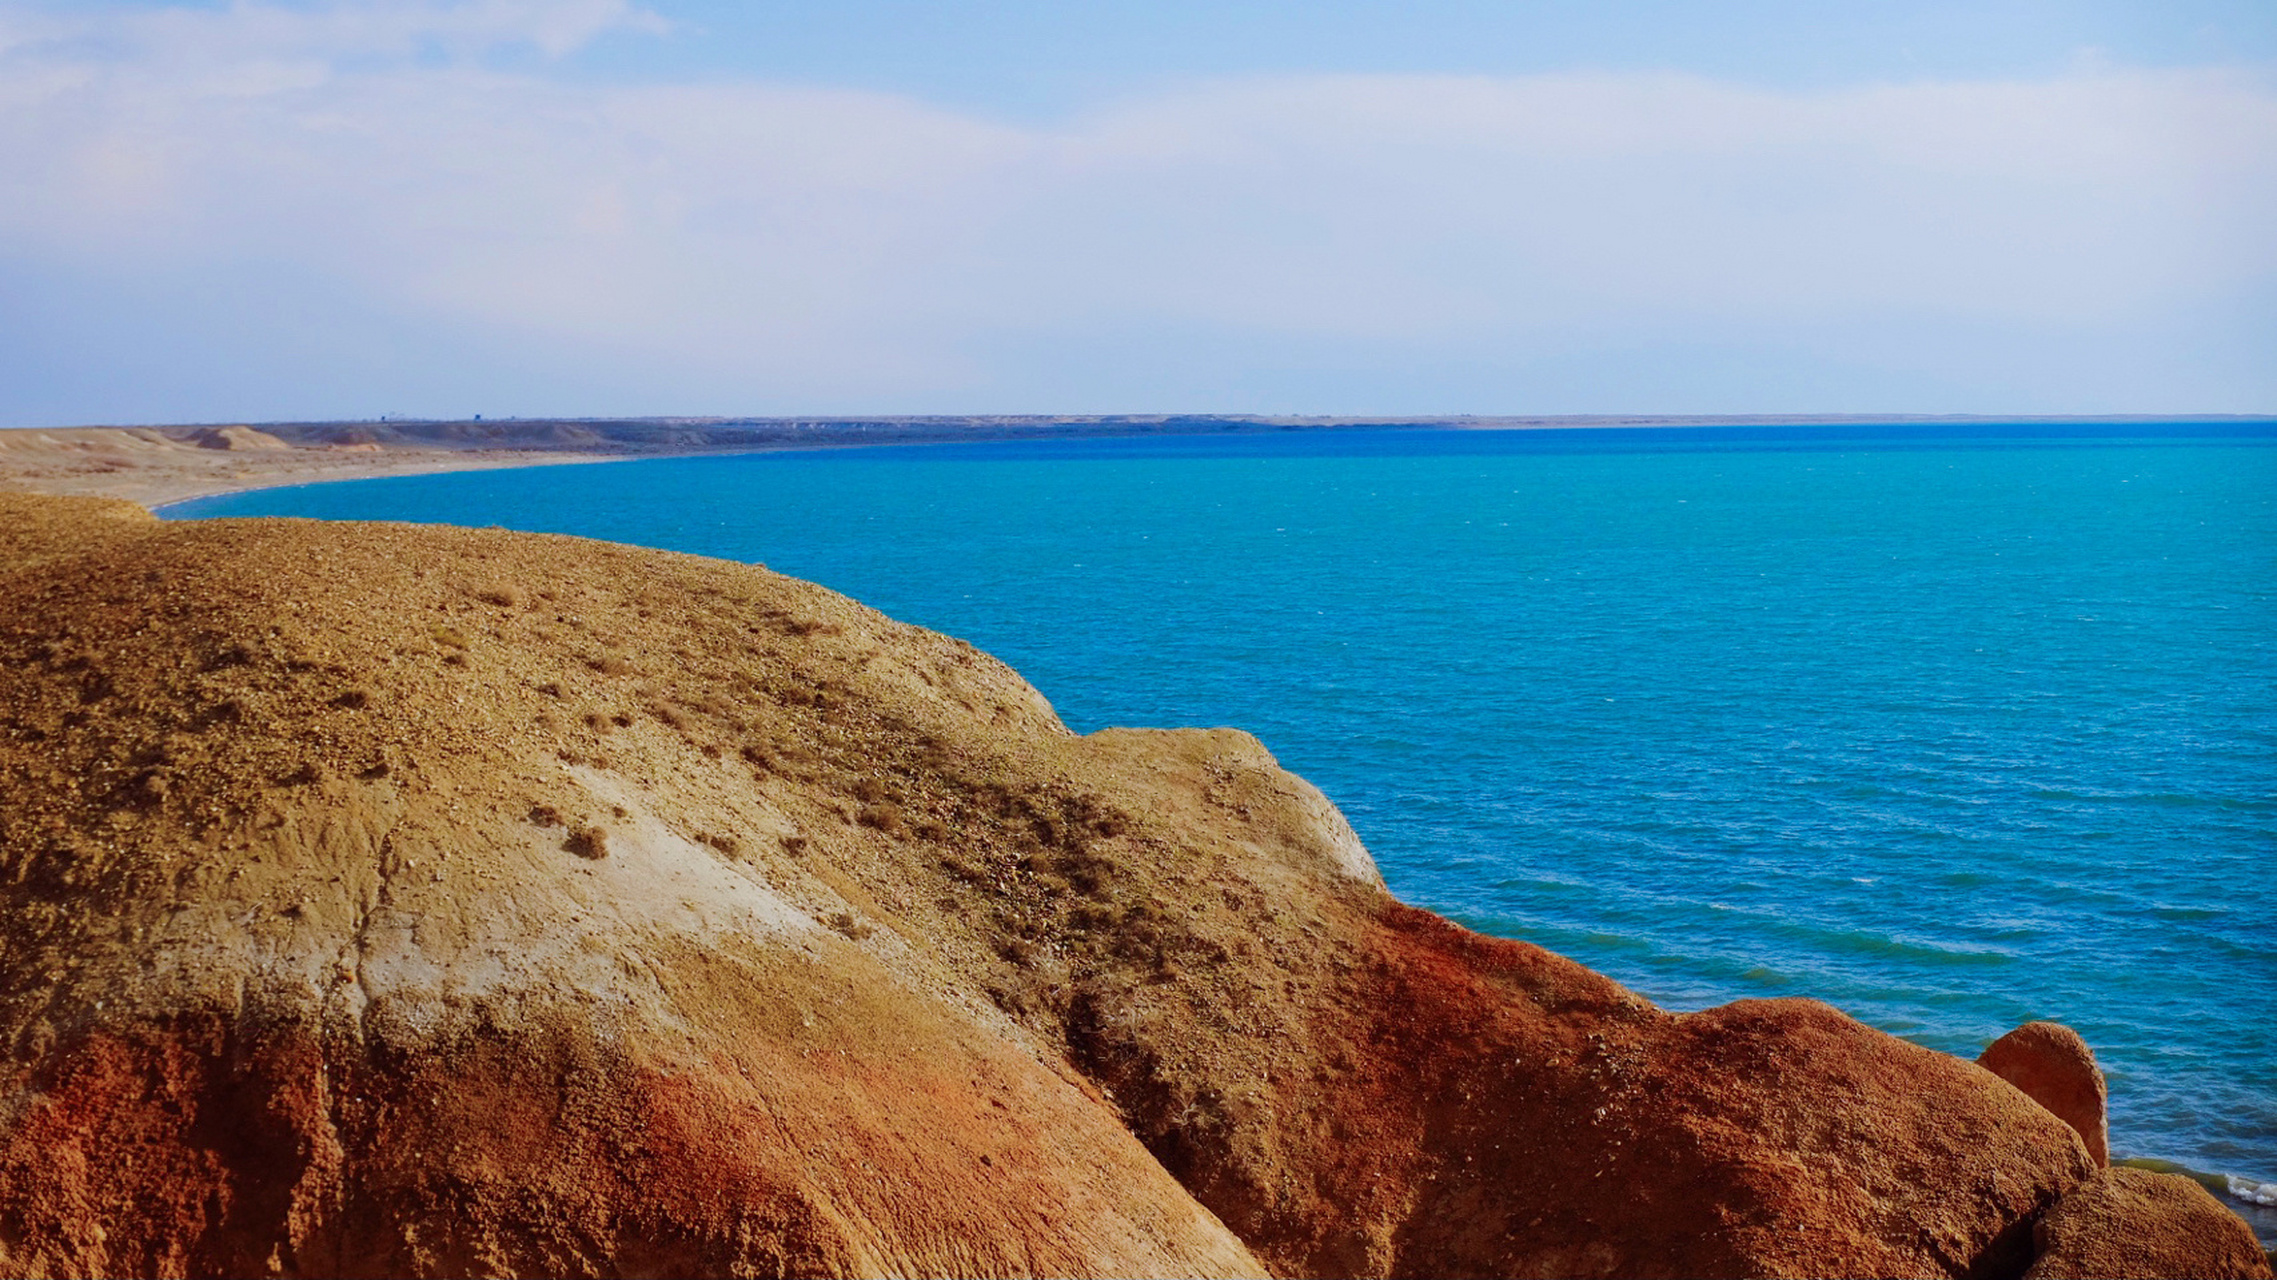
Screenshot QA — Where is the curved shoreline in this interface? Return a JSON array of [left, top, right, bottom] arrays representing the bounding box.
[[0, 431, 633, 510], [143, 451, 638, 514]]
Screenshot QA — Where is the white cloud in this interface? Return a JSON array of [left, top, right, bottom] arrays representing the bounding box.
[[2, 1, 2272, 416], [82, 0, 662, 62]]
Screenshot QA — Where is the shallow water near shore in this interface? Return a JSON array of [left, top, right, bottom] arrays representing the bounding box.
[[172, 423, 2277, 1225]]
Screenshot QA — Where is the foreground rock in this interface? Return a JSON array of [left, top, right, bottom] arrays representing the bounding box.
[[0, 494, 2256, 1278], [2025, 1168, 2271, 1279]]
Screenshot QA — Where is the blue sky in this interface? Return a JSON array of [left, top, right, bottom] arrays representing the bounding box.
[[580, 2, 2277, 103], [2, 1, 2272, 423]]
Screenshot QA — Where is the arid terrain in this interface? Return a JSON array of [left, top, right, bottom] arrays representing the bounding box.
[[0, 425, 621, 507], [0, 490, 2267, 1279]]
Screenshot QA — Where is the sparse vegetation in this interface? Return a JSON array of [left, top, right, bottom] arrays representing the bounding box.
[[825, 910, 873, 940]]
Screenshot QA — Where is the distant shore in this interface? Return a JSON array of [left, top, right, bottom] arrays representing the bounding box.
[[0, 426, 623, 508], [4, 414, 2270, 508]]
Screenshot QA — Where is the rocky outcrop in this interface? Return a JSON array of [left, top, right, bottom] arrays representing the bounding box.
[[2024, 1167, 2273, 1279], [0, 494, 2258, 1278], [1980, 1021, 2109, 1165]]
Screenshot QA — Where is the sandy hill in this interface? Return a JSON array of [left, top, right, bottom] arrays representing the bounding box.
[[0, 493, 2263, 1280]]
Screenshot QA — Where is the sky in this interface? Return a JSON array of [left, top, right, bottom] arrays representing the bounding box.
[[2, 1, 2273, 424]]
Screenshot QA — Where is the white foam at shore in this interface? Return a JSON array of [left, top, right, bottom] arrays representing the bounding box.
[[2228, 1174, 2277, 1208]]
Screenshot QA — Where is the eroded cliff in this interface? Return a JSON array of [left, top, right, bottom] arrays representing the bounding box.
[[0, 494, 2260, 1279]]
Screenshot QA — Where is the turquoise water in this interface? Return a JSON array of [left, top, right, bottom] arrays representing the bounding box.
[[172, 425, 2277, 1212]]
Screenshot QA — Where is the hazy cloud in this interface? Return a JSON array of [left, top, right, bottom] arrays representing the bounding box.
[[3, 0, 2271, 420]]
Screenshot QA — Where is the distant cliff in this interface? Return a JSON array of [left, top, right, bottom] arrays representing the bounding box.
[[0, 493, 2262, 1279]]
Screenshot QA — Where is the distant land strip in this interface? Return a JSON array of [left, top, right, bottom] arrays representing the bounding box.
[[2, 413, 2270, 507]]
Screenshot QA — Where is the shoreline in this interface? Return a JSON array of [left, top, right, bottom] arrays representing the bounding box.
[[143, 450, 635, 514], [9, 414, 2275, 511], [0, 427, 636, 509]]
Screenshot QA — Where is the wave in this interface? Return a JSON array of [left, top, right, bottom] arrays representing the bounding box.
[[2231, 1174, 2277, 1209], [2116, 1157, 2277, 1227]]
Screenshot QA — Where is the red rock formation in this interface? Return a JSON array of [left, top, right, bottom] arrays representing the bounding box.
[[1077, 898, 2092, 1278], [1979, 1021, 2109, 1166], [0, 494, 2256, 1278], [2024, 1167, 2273, 1279]]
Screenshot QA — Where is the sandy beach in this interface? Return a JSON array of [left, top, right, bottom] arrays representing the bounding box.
[[0, 425, 624, 508]]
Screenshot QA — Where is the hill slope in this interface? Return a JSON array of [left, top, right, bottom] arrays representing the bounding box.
[[0, 494, 2260, 1279]]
